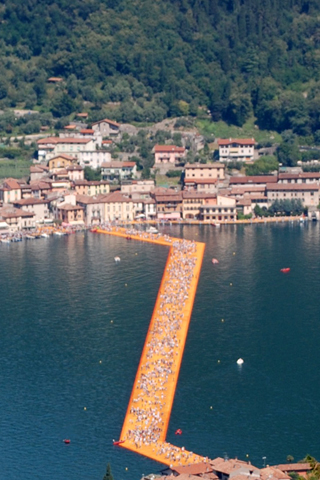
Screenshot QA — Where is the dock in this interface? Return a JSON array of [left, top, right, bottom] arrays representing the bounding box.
[[96, 227, 207, 467]]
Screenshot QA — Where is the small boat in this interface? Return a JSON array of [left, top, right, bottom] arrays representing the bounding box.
[[53, 231, 65, 236], [280, 267, 290, 273], [114, 256, 121, 262], [146, 226, 158, 234], [26, 235, 36, 240], [113, 440, 125, 445], [1, 238, 11, 244], [212, 258, 219, 264], [63, 439, 70, 444], [41, 233, 50, 238], [175, 429, 182, 435], [212, 223, 221, 228]]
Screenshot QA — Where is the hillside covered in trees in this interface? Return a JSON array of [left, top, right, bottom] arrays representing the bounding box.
[[1, 0, 320, 137]]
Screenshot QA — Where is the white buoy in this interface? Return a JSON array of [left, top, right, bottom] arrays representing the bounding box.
[[114, 256, 120, 262], [237, 358, 244, 365]]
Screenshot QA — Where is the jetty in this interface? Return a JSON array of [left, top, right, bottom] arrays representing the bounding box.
[[96, 227, 207, 467]]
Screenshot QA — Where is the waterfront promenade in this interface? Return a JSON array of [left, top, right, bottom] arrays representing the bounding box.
[[96, 227, 207, 467]]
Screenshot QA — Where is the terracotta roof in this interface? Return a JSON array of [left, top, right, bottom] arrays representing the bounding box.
[[92, 118, 120, 128], [279, 172, 320, 179], [266, 183, 319, 191], [30, 165, 49, 173], [66, 164, 83, 171], [76, 194, 107, 204], [104, 191, 132, 203], [102, 140, 113, 144], [101, 161, 136, 168], [77, 112, 88, 118], [64, 125, 76, 130], [185, 162, 224, 169], [154, 145, 185, 153], [4, 178, 21, 190], [80, 129, 94, 134], [260, 467, 291, 480], [274, 464, 312, 472], [0, 207, 35, 218], [30, 181, 51, 190], [230, 186, 266, 194], [37, 137, 92, 145], [218, 138, 255, 146], [173, 462, 213, 476], [183, 191, 216, 199], [13, 198, 50, 206], [211, 458, 259, 475], [230, 176, 277, 184], [58, 203, 84, 211]]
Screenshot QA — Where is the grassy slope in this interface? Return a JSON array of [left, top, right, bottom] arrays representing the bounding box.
[[196, 117, 282, 144]]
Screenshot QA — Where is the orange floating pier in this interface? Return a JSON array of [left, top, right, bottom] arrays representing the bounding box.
[[96, 227, 207, 467]]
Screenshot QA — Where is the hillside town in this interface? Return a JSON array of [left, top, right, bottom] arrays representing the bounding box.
[[142, 457, 313, 480], [1, 119, 319, 235]]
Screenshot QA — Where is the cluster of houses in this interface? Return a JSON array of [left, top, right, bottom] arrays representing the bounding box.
[[144, 458, 312, 480], [1, 128, 320, 231]]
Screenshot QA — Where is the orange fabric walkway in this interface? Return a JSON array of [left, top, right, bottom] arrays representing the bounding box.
[[96, 227, 207, 467]]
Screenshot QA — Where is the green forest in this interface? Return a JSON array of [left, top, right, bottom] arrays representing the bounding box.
[[1, 0, 320, 137]]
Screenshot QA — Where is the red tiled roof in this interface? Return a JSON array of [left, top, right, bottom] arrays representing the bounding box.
[[14, 198, 50, 206], [101, 161, 136, 168], [154, 145, 185, 153], [77, 112, 88, 118], [173, 463, 213, 476], [102, 140, 113, 144], [37, 137, 92, 145], [0, 207, 35, 218], [64, 125, 76, 130], [4, 178, 22, 190], [218, 138, 255, 146], [66, 164, 83, 171], [279, 172, 320, 179], [47, 77, 63, 82], [267, 183, 319, 191], [80, 129, 94, 134], [49, 154, 77, 161], [91, 118, 120, 128], [58, 203, 84, 211], [230, 175, 277, 184], [274, 464, 312, 472]]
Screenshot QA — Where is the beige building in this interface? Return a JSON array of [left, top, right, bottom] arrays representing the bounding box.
[[48, 154, 78, 172], [37, 137, 97, 162], [58, 204, 85, 224], [101, 161, 137, 181], [72, 180, 110, 196], [218, 138, 255, 162], [230, 175, 277, 187], [182, 191, 216, 219], [266, 183, 319, 207], [0, 178, 22, 204], [278, 172, 320, 184], [154, 145, 186, 165], [66, 164, 84, 181], [13, 198, 51, 223], [121, 180, 155, 195], [0, 206, 35, 230], [91, 118, 120, 137], [200, 195, 237, 222], [103, 191, 135, 222], [184, 163, 225, 192], [30, 165, 49, 182]]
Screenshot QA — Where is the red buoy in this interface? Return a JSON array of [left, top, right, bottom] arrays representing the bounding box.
[[280, 268, 290, 273], [175, 429, 182, 435], [63, 439, 70, 444]]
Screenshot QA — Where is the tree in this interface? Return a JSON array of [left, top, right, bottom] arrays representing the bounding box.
[[84, 166, 101, 181], [103, 463, 114, 480], [277, 142, 301, 167]]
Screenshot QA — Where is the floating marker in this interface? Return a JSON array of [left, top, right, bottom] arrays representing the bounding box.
[[221, 319, 224, 322], [99, 360, 102, 364], [125, 467, 128, 471], [237, 358, 244, 365], [84, 407, 87, 411], [233, 252, 236, 255], [217, 360, 220, 363], [210, 406, 213, 409], [110, 320, 113, 323], [230, 283, 233, 286], [125, 284, 127, 287]]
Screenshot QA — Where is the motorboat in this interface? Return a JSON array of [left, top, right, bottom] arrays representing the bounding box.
[[1, 238, 11, 244], [175, 429, 182, 435], [212, 223, 221, 228], [280, 267, 290, 273], [212, 258, 219, 264], [41, 233, 50, 238], [26, 235, 36, 240], [146, 226, 158, 234]]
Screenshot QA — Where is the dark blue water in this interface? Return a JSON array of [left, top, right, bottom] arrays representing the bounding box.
[[0, 224, 319, 479]]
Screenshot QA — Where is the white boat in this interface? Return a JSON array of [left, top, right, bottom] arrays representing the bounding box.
[[53, 231, 65, 236], [1, 238, 11, 244], [212, 223, 221, 228], [41, 233, 50, 238], [26, 235, 36, 240], [146, 226, 158, 234], [114, 256, 121, 262]]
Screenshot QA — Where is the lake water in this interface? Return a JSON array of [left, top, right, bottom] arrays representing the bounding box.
[[0, 223, 320, 479]]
